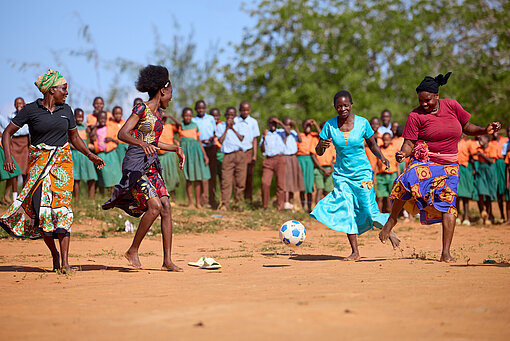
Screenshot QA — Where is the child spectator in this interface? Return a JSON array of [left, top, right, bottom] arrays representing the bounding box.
[[260, 117, 288, 211], [311, 124, 336, 204], [70, 108, 98, 199], [282, 117, 304, 210], [107, 106, 127, 165], [472, 135, 498, 225], [235, 101, 260, 203], [192, 100, 217, 208], [216, 107, 247, 210], [158, 113, 181, 203], [297, 119, 320, 213], [90, 111, 122, 194], [489, 131, 509, 222], [375, 132, 400, 213], [457, 134, 476, 225], [179, 107, 210, 208]]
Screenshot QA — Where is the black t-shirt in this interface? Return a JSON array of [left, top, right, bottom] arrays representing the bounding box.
[[11, 99, 77, 147]]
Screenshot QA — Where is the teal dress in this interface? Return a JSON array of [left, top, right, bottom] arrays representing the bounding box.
[[71, 123, 98, 181], [310, 115, 389, 235]]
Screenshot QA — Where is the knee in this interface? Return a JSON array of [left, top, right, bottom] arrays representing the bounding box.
[[160, 201, 171, 218], [148, 200, 163, 215]]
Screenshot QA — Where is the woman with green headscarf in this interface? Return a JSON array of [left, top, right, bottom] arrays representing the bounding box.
[[0, 69, 105, 273]]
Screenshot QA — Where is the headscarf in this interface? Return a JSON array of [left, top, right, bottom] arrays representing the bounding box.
[[34, 69, 67, 94], [415, 72, 452, 94]]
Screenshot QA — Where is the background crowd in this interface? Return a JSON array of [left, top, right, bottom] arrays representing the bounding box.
[[1, 96, 509, 225]]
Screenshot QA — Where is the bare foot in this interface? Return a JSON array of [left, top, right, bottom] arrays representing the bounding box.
[[344, 252, 360, 261], [60, 265, 75, 274], [379, 216, 398, 244], [125, 250, 142, 269], [440, 254, 456, 263], [161, 261, 184, 272], [388, 231, 401, 249], [52, 251, 61, 271]]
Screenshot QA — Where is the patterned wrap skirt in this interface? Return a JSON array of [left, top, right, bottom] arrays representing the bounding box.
[[390, 158, 458, 225], [0, 144, 74, 239], [103, 144, 168, 217]]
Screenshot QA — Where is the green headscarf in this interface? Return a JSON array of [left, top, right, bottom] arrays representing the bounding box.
[[34, 69, 67, 94]]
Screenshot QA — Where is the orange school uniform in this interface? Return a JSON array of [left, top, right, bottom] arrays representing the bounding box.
[[158, 124, 178, 154], [87, 112, 113, 127], [311, 137, 336, 167], [488, 137, 508, 160], [376, 143, 399, 174], [472, 143, 498, 163], [297, 132, 319, 155]]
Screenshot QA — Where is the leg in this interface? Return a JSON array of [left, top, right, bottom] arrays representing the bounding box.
[[125, 197, 162, 269], [486, 196, 494, 223], [159, 196, 183, 272], [462, 197, 469, 222], [274, 156, 286, 211], [194, 181, 202, 208], [87, 180, 95, 200], [206, 146, 218, 207], [497, 194, 505, 221], [506, 200, 510, 225], [307, 193, 312, 212], [244, 151, 254, 202], [185, 180, 193, 207], [233, 151, 247, 203], [201, 180, 209, 206], [345, 234, 360, 260], [379, 198, 405, 243], [57, 234, 72, 273], [73, 180, 80, 199], [42, 234, 60, 271], [261, 159, 274, 209], [3, 178, 13, 202], [315, 188, 323, 204], [440, 212, 456, 262], [377, 197, 383, 211], [220, 153, 235, 209]]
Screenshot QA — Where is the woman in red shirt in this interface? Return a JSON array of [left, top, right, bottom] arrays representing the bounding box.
[[379, 72, 501, 262]]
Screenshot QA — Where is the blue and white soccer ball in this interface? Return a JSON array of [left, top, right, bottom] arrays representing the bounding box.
[[279, 220, 306, 247]]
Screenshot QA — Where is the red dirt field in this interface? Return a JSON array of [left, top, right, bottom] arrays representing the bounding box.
[[0, 217, 509, 340]]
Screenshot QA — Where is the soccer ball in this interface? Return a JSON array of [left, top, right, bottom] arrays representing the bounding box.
[[279, 220, 306, 247]]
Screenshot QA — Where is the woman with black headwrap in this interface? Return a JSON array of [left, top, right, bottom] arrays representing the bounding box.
[[378, 72, 501, 262]]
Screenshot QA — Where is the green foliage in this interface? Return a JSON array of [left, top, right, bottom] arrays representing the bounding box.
[[228, 0, 510, 126]]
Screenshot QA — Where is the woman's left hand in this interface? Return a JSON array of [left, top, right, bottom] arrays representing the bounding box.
[[176, 147, 185, 170], [89, 154, 105, 170], [486, 122, 501, 135], [381, 156, 390, 171]]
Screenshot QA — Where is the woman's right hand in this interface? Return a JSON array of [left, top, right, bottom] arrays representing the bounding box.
[[3, 157, 15, 173], [320, 138, 332, 149], [396, 151, 406, 163], [140, 142, 158, 157]]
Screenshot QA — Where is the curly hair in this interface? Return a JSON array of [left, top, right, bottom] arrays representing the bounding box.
[[135, 65, 171, 99]]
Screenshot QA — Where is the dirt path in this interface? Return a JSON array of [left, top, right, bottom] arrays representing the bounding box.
[[0, 220, 509, 340]]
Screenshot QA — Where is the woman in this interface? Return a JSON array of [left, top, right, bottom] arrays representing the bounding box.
[[0, 69, 104, 273], [310, 91, 399, 261], [102, 65, 185, 272], [379, 72, 501, 262]]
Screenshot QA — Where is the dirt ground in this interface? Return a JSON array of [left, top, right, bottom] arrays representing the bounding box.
[[0, 215, 509, 341]]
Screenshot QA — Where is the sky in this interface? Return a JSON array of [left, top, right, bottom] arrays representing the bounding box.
[[0, 0, 256, 118]]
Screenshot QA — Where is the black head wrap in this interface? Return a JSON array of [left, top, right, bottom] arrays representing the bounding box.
[[415, 72, 452, 94]]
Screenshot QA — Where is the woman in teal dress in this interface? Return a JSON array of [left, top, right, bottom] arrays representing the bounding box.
[[310, 91, 400, 260]]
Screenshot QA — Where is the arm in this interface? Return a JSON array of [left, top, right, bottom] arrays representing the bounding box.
[[275, 119, 291, 135], [196, 134, 209, 165], [231, 127, 244, 142], [474, 152, 494, 164], [463, 121, 501, 136], [251, 137, 257, 162], [311, 119, 321, 133], [366, 135, 389, 170], [118, 113, 159, 157], [260, 130, 267, 154], [165, 115, 181, 128], [292, 121, 302, 142], [2, 123, 20, 172], [68, 128, 104, 169], [315, 138, 332, 156], [158, 142, 185, 170]]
